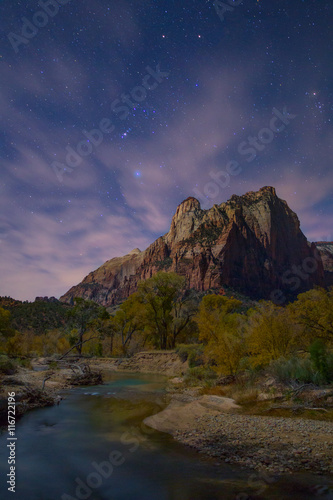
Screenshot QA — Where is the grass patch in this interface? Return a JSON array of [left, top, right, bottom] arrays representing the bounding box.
[[226, 385, 259, 405], [16, 357, 32, 369], [0, 355, 17, 375], [200, 386, 227, 396], [184, 365, 217, 386]]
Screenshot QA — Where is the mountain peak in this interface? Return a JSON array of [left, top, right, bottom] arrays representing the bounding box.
[[177, 197, 201, 212], [129, 248, 142, 255], [60, 186, 326, 306], [259, 186, 277, 196], [167, 197, 202, 243]]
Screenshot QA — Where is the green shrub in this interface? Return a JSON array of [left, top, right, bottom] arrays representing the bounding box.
[[309, 340, 333, 383], [184, 365, 217, 386], [16, 357, 32, 369], [176, 344, 204, 367], [267, 356, 330, 385], [0, 355, 17, 375]]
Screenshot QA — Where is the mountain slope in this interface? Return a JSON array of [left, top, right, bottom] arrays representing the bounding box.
[[60, 186, 325, 306]]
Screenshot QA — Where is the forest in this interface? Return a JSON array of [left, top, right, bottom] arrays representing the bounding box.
[[1, 272, 333, 386]]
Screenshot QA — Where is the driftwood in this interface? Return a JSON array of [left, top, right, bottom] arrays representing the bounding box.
[[289, 383, 317, 396], [42, 375, 53, 391], [67, 363, 103, 386], [70, 364, 84, 375], [267, 404, 328, 413], [18, 386, 56, 414], [58, 336, 99, 361]]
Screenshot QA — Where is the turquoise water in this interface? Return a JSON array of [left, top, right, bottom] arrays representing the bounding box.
[[0, 372, 332, 499]]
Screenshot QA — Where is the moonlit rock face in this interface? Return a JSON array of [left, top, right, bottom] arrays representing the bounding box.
[[166, 197, 202, 244], [60, 186, 326, 307]]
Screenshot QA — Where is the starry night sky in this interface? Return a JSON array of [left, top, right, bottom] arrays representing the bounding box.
[[0, 0, 332, 301]]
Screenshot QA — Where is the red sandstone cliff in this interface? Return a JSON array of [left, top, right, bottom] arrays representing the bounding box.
[[60, 187, 325, 306]]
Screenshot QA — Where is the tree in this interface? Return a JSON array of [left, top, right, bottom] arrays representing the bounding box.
[[247, 301, 302, 367], [137, 272, 196, 349], [288, 288, 333, 344], [65, 298, 105, 356], [195, 294, 242, 343], [0, 307, 15, 339], [90, 310, 117, 356], [5, 333, 23, 357], [109, 293, 145, 355], [195, 294, 245, 375]]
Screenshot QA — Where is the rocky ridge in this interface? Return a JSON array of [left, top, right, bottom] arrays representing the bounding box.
[[60, 186, 326, 306]]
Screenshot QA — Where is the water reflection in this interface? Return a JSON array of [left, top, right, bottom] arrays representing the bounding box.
[[0, 372, 332, 500]]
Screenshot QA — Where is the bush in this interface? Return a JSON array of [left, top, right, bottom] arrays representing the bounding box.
[[267, 356, 331, 385], [184, 365, 217, 386], [16, 357, 32, 369], [309, 340, 333, 383], [0, 355, 17, 375], [176, 344, 204, 367]]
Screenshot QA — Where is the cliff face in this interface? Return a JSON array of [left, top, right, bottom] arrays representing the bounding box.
[[60, 187, 325, 306], [314, 242, 333, 286]]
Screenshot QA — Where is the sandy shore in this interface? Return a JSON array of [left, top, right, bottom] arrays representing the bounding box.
[[144, 393, 333, 475]]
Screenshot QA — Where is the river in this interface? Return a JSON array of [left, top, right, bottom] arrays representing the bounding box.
[[0, 372, 332, 499]]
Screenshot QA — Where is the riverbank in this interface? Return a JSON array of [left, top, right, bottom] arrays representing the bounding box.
[[0, 351, 184, 425], [144, 391, 333, 475], [0, 359, 103, 425], [0, 368, 63, 426], [2, 353, 333, 479]]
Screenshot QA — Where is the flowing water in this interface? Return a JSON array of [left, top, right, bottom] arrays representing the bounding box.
[[0, 372, 332, 500]]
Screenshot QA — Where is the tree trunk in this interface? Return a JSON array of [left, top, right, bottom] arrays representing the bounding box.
[[76, 331, 84, 356]]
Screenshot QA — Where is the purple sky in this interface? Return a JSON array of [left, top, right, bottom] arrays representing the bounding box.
[[0, 0, 332, 301]]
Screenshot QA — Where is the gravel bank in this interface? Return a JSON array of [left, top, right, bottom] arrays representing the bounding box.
[[174, 412, 333, 475]]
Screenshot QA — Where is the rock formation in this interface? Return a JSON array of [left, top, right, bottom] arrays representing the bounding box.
[[60, 186, 326, 306], [314, 242, 333, 286]]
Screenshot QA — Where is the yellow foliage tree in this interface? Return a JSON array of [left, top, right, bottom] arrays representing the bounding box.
[[56, 337, 71, 355], [5, 333, 23, 357], [288, 288, 333, 345], [0, 307, 15, 339], [137, 273, 196, 349], [247, 301, 302, 367], [196, 295, 245, 375], [109, 292, 146, 355]]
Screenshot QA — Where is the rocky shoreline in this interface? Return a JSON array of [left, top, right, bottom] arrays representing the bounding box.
[[0, 359, 104, 427], [175, 412, 333, 475], [0, 352, 178, 426], [1, 356, 333, 478], [145, 392, 333, 476]]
